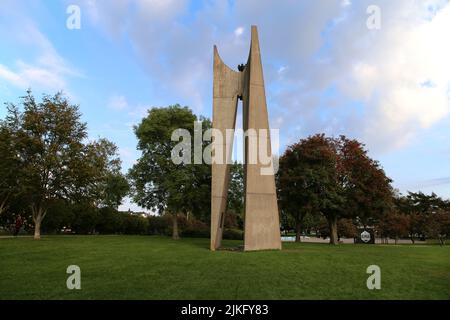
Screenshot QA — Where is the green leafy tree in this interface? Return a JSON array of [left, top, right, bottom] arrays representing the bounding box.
[[101, 172, 130, 209], [0, 118, 23, 215], [129, 105, 210, 239], [71, 202, 99, 234], [406, 191, 447, 214], [424, 209, 450, 246], [278, 134, 343, 243], [96, 207, 123, 234], [378, 211, 410, 244], [301, 211, 323, 236], [227, 162, 244, 228], [3, 91, 121, 239], [396, 191, 449, 243], [41, 199, 74, 234], [183, 117, 212, 223]]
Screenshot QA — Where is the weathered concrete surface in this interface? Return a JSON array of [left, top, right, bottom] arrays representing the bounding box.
[[211, 26, 281, 251]]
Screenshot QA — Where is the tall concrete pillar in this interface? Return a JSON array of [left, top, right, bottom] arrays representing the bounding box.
[[211, 26, 281, 251]]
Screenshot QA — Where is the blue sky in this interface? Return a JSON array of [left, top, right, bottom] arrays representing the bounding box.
[[1, 0, 450, 211]]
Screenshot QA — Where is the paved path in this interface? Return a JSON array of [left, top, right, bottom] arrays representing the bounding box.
[[281, 236, 426, 245], [0, 235, 33, 239]]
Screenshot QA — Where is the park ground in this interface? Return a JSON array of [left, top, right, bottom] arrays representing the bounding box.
[[0, 235, 449, 300]]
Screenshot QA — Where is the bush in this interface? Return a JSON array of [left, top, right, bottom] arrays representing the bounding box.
[[42, 199, 74, 234], [222, 228, 244, 240], [147, 215, 170, 235], [71, 203, 99, 234], [96, 207, 123, 234], [181, 219, 210, 238], [181, 226, 211, 238], [181, 227, 210, 238], [120, 213, 149, 235]]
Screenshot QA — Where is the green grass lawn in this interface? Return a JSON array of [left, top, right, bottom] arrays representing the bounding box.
[[1, 235, 449, 300]]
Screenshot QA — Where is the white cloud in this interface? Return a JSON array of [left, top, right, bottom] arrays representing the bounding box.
[[332, 2, 450, 151], [0, 15, 81, 95], [234, 26, 244, 37], [0, 65, 27, 88], [0, 57, 74, 95], [108, 95, 129, 111], [78, 0, 450, 153]]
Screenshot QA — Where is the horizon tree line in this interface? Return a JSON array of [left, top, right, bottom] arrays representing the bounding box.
[[1, 90, 449, 245]]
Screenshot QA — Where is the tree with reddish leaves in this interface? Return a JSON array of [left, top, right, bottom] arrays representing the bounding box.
[[338, 218, 358, 239], [337, 137, 394, 227], [424, 209, 450, 246], [278, 134, 394, 244], [378, 211, 410, 244], [395, 191, 450, 243], [316, 217, 357, 241]]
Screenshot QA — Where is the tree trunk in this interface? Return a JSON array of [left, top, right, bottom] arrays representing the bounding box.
[[410, 235, 415, 244], [172, 213, 180, 240], [295, 217, 302, 243], [0, 194, 9, 216], [395, 237, 398, 245], [34, 218, 41, 240], [32, 204, 46, 240], [328, 216, 338, 245], [0, 203, 5, 215]]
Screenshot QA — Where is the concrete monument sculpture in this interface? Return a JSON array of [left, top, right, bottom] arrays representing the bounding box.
[[211, 26, 281, 251]]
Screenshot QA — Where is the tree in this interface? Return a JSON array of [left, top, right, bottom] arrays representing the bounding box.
[[278, 134, 393, 244], [424, 209, 450, 246], [101, 172, 130, 209], [395, 194, 423, 243], [183, 117, 212, 223], [396, 191, 449, 243], [405, 191, 447, 214], [315, 217, 357, 241], [278, 135, 332, 242], [227, 162, 244, 228], [337, 137, 394, 227], [337, 218, 358, 239], [378, 211, 410, 244], [41, 199, 74, 234], [78, 138, 124, 205], [3, 91, 121, 239], [278, 135, 343, 243], [96, 207, 123, 234], [129, 105, 209, 240], [301, 211, 323, 236], [0, 120, 23, 215], [71, 201, 99, 234]]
